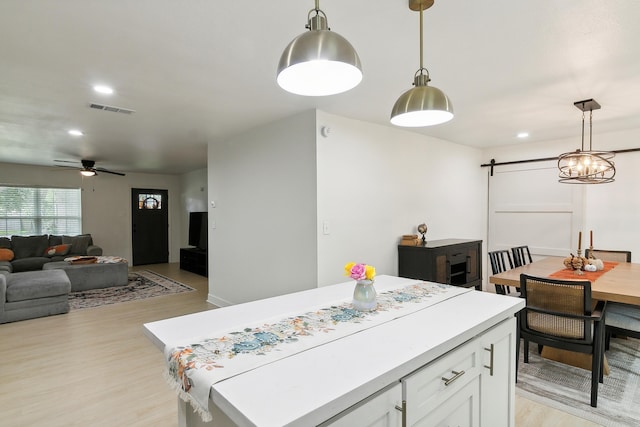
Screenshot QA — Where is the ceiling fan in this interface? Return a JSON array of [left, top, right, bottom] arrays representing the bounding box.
[[54, 159, 126, 176]]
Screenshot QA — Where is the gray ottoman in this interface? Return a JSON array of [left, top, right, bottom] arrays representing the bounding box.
[[1, 269, 71, 323], [43, 261, 128, 291]]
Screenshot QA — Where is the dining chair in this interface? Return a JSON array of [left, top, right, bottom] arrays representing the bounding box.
[[511, 245, 533, 267], [488, 249, 515, 295], [585, 248, 631, 263], [588, 249, 639, 350], [517, 274, 606, 407]]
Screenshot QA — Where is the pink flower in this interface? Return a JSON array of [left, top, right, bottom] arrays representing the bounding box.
[[349, 263, 367, 280]]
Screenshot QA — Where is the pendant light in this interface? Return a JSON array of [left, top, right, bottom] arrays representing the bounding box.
[[391, 0, 453, 127], [558, 99, 615, 184], [277, 0, 362, 96]]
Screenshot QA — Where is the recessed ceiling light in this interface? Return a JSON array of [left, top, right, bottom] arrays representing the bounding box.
[[68, 129, 84, 136], [517, 132, 529, 138], [93, 85, 114, 95]]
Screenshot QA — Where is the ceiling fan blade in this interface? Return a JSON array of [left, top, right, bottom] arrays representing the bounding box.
[[95, 167, 126, 176], [54, 159, 80, 164]]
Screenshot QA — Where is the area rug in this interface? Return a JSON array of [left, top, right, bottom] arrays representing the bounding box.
[[516, 337, 640, 427], [69, 270, 195, 310]]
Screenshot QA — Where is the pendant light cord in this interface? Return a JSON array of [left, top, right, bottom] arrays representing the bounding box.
[[419, 3, 424, 71], [589, 109, 593, 151], [581, 110, 585, 151]]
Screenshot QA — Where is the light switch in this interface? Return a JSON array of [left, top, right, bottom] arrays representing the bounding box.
[[322, 221, 330, 235]]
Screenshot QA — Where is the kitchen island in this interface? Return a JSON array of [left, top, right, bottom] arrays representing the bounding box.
[[144, 275, 524, 427]]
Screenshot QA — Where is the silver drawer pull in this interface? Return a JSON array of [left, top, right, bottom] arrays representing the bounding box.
[[441, 370, 465, 386], [395, 400, 407, 426], [484, 344, 494, 376]]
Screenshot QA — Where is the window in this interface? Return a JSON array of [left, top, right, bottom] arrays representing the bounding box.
[[138, 193, 162, 210], [0, 186, 82, 237]]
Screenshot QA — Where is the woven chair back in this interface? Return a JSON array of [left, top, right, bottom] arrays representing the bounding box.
[[521, 275, 591, 340]]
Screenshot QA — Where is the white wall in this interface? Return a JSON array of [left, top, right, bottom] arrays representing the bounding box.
[[208, 111, 318, 306], [0, 162, 184, 264], [180, 168, 208, 247], [482, 128, 640, 263], [316, 111, 487, 286]]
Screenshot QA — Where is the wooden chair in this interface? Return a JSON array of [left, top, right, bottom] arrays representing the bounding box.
[[587, 249, 639, 349], [585, 249, 631, 263], [517, 274, 606, 407], [488, 249, 515, 295], [511, 245, 533, 267]]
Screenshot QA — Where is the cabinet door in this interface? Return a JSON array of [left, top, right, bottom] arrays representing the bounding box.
[[466, 243, 481, 283], [480, 317, 517, 427], [323, 383, 402, 427], [402, 338, 481, 426], [412, 376, 480, 427]]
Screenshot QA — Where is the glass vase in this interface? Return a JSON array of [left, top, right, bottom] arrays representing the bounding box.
[[352, 279, 377, 312]]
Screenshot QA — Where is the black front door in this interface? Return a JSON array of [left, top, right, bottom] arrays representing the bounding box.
[[131, 188, 169, 266]]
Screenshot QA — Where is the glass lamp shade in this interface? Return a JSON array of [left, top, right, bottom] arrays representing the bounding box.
[[390, 85, 454, 127], [80, 169, 96, 177], [277, 30, 362, 96]]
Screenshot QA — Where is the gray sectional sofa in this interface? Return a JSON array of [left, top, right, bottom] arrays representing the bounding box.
[[0, 234, 109, 324], [0, 234, 102, 273]]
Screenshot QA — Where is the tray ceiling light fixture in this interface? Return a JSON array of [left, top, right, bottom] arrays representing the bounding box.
[[558, 99, 615, 184], [391, 0, 453, 127], [277, 0, 362, 96]]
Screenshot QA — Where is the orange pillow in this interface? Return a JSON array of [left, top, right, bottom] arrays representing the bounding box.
[[0, 248, 14, 261], [44, 244, 72, 257]]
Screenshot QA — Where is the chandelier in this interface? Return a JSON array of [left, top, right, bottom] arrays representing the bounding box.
[[558, 99, 615, 184]]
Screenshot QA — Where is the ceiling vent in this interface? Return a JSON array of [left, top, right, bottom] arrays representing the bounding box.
[[89, 103, 136, 114]]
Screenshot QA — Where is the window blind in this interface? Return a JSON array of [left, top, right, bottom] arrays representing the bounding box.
[[0, 186, 82, 237]]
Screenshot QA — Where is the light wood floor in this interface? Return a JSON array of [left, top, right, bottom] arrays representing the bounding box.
[[0, 264, 598, 427]]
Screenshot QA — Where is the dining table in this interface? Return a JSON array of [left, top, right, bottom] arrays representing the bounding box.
[[489, 255, 640, 373], [489, 256, 640, 305]]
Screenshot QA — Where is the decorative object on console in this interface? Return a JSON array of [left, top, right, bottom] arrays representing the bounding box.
[[345, 262, 377, 311], [417, 223, 428, 244], [400, 234, 420, 246], [558, 99, 615, 184]]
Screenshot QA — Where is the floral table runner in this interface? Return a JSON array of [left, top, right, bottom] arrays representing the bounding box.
[[164, 281, 470, 422]]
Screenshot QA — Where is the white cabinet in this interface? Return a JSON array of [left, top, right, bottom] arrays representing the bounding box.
[[323, 384, 402, 427], [480, 317, 517, 427], [326, 317, 516, 427]]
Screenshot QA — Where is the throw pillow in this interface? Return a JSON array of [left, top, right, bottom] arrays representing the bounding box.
[[0, 248, 14, 261], [62, 235, 91, 255], [44, 244, 72, 257]]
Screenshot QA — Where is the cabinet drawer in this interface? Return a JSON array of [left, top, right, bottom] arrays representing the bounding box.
[[448, 249, 467, 264], [321, 383, 402, 427], [402, 338, 481, 425]]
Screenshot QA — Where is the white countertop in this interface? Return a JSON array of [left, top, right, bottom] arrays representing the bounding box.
[[144, 276, 524, 426]]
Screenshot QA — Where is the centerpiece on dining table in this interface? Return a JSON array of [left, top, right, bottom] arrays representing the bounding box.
[[563, 230, 603, 273], [345, 262, 377, 312]]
